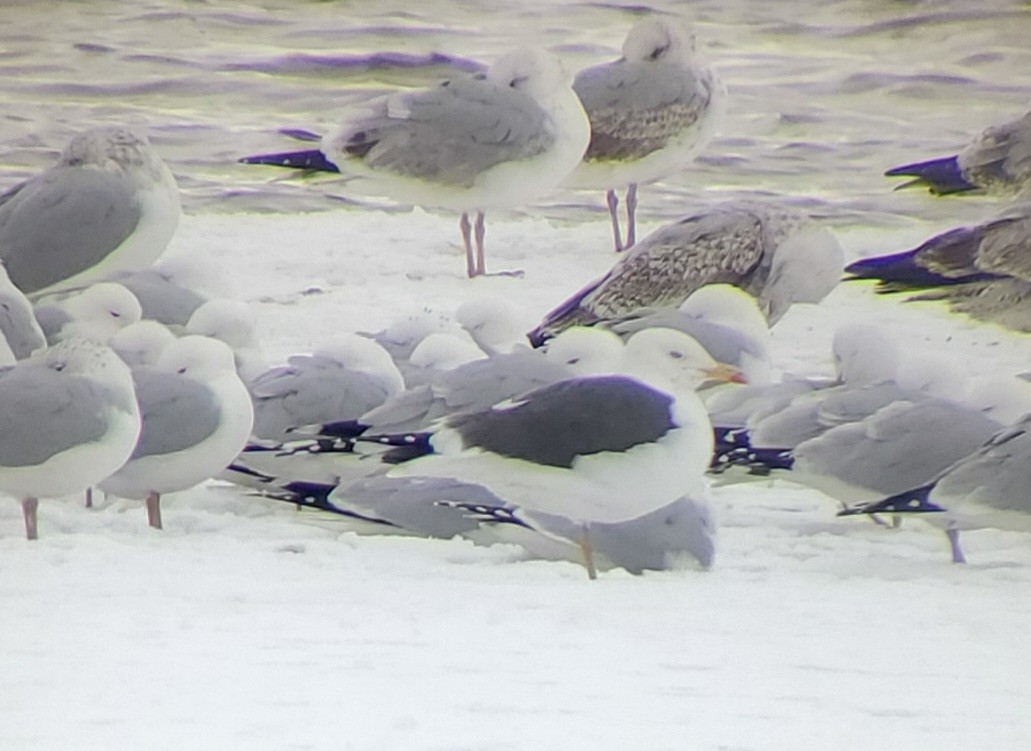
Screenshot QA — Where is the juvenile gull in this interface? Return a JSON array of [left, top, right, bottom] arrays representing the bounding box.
[[885, 108, 1031, 197], [565, 18, 726, 251], [242, 49, 590, 278], [0, 339, 141, 539], [99, 336, 254, 529], [0, 127, 180, 296], [527, 200, 843, 345]]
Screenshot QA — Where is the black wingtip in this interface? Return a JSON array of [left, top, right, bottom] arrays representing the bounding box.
[[239, 148, 341, 173], [838, 485, 944, 517], [884, 155, 977, 195]]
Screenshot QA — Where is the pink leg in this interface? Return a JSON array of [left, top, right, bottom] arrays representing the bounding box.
[[474, 211, 486, 276], [146, 491, 163, 530], [459, 213, 476, 278], [625, 183, 638, 249], [606, 189, 623, 252], [22, 496, 39, 540], [946, 527, 966, 564]]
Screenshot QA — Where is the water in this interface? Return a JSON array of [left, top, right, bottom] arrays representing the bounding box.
[[1, 0, 1029, 233]]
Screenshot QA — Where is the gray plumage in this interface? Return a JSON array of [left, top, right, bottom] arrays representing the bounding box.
[[31, 303, 72, 346], [958, 109, 1031, 196], [337, 476, 496, 538], [129, 368, 221, 460], [250, 353, 397, 442], [528, 201, 842, 344], [0, 168, 141, 295], [446, 375, 675, 469], [0, 364, 113, 467], [575, 57, 716, 163], [607, 309, 766, 369], [362, 349, 572, 433], [930, 416, 1031, 518], [0, 271, 46, 357], [108, 269, 207, 327], [338, 75, 554, 187], [792, 398, 1001, 499]]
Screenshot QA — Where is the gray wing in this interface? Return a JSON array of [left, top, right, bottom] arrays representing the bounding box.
[[607, 309, 765, 366], [113, 270, 206, 326], [575, 60, 716, 161], [0, 283, 46, 357], [0, 166, 142, 294], [30, 304, 70, 347], [814, 382, 915, 429], [959, 110, 1031, 195], [338, 476, 494, 537], [131, 369, 221, 460], [360, 384, 438, 433], [436, 350, 571, 413], [340, 77, 554, 187], [251, 356, 394, 440], [934, 415, 1031, 512], [0, 366, 109, 466], [794, 399, 1000, 496]]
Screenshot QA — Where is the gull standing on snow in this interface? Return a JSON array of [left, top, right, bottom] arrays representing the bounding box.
[[241, 49, 590, 278], [566, 17, 726, 251], [0, 339, 140, 539], [0, 127, 180, 296], [528, 200, 843, 345], [885, 107, 1031, 197], [99, 336, 254, 530], [839, 412, 1031, 563]]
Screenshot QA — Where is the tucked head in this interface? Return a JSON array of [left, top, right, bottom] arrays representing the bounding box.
[[60, 126, 155, 172], [62, 282, 143, 333], [831, 324, 899, 386], [622, 17, 694, 62], [543, 326, 624, 376], [156, 335, 237, 380], [185, 300, 259, 350], [487, 49, 572, 101]]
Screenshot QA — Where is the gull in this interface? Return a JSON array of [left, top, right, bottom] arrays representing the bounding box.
[[886, 107, 1031, 197], [355, 328, 739, 578], [0, 127, 180, 296], [846, 201, 1031, 331], [34, 282, 143, 344], [241, 49, 590, 278], [565, 17, 726, 251], [0, 339, 141, 539], [99, 336, 254, 529], [185, 299, 266, 382], [839, 413, 1031, 564], [527, 200, 843, 345]]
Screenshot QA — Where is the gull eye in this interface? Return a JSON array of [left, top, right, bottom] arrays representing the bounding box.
[[509, 75, 529, 88], [668, 350, 684, 360], [111, 311, 121, 318], [177, 367, 187, 374], [649, 43, 670, 60]]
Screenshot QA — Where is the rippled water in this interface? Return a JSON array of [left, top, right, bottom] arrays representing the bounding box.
[[2, 0, 1029, 233]]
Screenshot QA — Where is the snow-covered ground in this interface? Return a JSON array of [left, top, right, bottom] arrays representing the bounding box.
[[3, 209, 1031, 750]]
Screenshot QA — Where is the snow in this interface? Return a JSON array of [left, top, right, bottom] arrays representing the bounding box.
[[3, 208, 1031, 749]]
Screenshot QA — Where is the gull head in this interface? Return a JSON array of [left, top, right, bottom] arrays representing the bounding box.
[[487, 49, 573, 102], [622, 327, 745, 394], [157, 335, 238, 381], [61, 126, 161, 175], [623, 17, 695, 63]]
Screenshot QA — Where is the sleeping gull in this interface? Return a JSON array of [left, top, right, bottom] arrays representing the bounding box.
[[185, 299, 266, 382], [0, 339, 141, 539], [0, 127, 180, 296], [885, 107, 1031, 197], [527, 200, 843, 345], [108, 320, 177, 367], [241, 49, 590, 278], [35, 282, 143, 344], [839, 412, 1031, 563], [565, 17, 726, 251], [99, 336, 254, 529]]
